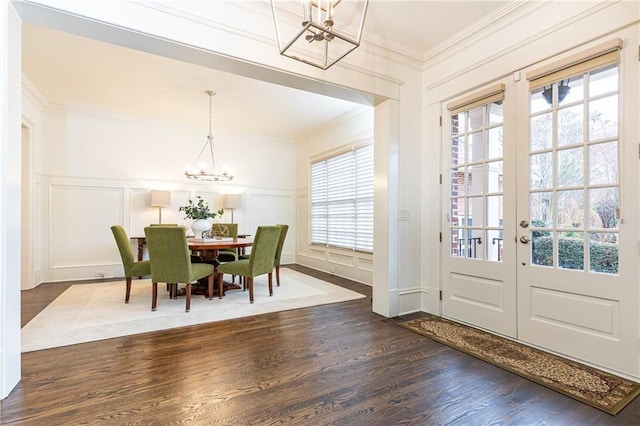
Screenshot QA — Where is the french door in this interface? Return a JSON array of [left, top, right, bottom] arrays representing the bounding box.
[[441, 38, 639, 376], [441, 80, 517, 338]]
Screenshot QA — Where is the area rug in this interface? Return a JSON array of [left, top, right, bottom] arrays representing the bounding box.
[[22, 269, 364, 353], [399, 315, 640, 415]]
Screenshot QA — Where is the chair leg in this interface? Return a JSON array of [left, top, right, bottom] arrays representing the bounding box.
[[125, 276, 132, 303], [247, 277, 254, 303], [268, 272, 273, 297], [185, 283, 191, 312], [275, 265, 281, 287], [152, 282, 158, 311]]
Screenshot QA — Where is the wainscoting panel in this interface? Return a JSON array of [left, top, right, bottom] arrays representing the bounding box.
[[49, 184, 123, 269]]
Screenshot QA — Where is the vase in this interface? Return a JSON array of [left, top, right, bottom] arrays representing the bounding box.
[[191, 219, 211, 239]]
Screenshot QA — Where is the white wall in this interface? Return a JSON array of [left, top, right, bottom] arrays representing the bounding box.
[[30, 103, 297, 284], [1, 0, 22, 400]]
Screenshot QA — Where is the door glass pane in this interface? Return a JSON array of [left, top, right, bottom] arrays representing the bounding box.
[[450, 197, 465, 227], [451, 228, 464, 257], [468, 165, 484, 195], [558, 231, 584, 271], [557, 189, 584, 228], [557, 105, 583, 146], [589, 187, 618, 229], [530, 192, 553, 227], [487, 102, 503, 125], [530, 87, 549, 114], [468, 107, 483, 131], [589, 232, 618, 274], [530, 152, 552, 189], [486, 196, 503, 227], [558, 76, 584, 106], [468, 229, 484, 260], [451, 167, 466, 197], [451, 137, 464, 166], [589, 142, 618, 185], [530, 113, 552, 150], [589, 95, 618, 141], [557, 147, 584, 187], [589, 64, 618, 97], [486, 161, 503, 193], [468, 132, 483, 163], [468, 197, 484, 227], [531, 229, 553, 267], [487, 128, 503, 159], [487, 229, 504, 262]]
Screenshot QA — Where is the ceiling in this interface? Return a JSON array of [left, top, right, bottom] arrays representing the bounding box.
[[21, 1, 509, 140]]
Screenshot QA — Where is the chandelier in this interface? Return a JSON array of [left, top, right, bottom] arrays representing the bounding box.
[[271, 0, 369, 70], [184, 91, 233, 182]]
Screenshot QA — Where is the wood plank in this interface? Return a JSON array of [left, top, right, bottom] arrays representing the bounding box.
[[3, 265, 640, 424]]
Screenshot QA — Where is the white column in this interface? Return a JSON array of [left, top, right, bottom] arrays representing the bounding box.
[[372, 99, 400, 317]]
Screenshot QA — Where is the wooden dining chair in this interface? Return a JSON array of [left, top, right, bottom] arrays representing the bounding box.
[[111, 225, 151, 303], [144, 226, 218, 312], [216, 226, 280, 303]]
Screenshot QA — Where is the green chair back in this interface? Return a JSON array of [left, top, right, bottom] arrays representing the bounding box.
[[217, 226, 280, 278], [144, 226, 194, 284], [215, 223, 239, 262], [247, 226, 281, 276], [211, 223, 238, 238], [274, 224, 289, 267], [111, 225, 150, 277]]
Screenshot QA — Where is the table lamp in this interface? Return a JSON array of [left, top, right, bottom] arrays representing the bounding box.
[[223, 194, 242, 223], [150, 190, 171, 224]]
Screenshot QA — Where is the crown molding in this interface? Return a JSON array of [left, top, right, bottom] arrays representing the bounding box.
[[422, 0, 530, 66], [22, 74, 48, 110]]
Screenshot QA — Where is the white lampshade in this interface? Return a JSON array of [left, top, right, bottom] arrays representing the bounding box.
[[150, 190, 171, 207], [223, 194, 242, 209]]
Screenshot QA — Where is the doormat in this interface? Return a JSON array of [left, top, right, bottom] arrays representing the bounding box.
[[399, 315, 640, 415]]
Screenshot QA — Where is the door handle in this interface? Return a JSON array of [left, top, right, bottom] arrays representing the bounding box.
[[520, 236, 530, 244], [520, 220, 529, 228]]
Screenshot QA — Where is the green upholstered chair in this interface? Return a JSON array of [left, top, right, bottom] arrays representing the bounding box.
[[144, 226, 218, 312], [111, 225, 151, 303], [217, 226, 280, 303], [272, 224, 289, 286], [240, 224, 289, 286], [213, 223, 239, 263]]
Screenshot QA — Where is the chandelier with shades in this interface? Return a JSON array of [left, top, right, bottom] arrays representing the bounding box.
[[271, 0, 369, 70], [184, 90, 233, 182]]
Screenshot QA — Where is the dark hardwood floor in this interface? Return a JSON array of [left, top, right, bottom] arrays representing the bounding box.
[[3, 265, 640, 425]]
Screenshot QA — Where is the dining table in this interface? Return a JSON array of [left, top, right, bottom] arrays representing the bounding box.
[[131, 234, 252, 262]]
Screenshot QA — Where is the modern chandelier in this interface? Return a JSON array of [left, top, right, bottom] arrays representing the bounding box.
[[271, 0, 369, 70], [184, 90, 233, 182]]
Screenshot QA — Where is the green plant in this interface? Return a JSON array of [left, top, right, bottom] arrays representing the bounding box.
[[178, 196, 224, 220]]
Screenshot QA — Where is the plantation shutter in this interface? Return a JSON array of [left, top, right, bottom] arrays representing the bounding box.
[[310, 142, 374, 252]]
